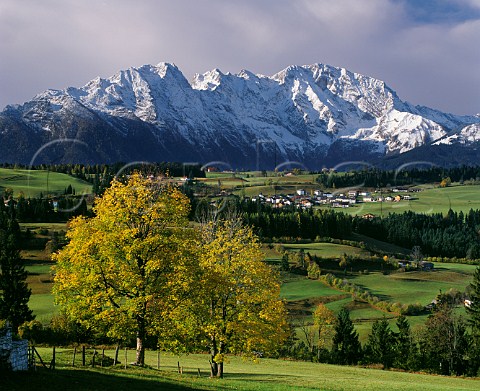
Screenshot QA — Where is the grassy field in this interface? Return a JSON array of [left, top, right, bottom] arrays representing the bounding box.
[[280, 275, 346, 302], [204, 172, 319, 197], [278, 256, 476, 341], [342, 185, 480, 216], [0, 167, 92, 198], [29, 293, 58, 322], [26, 239, 475, 335], [205, 170, 480, 215], [4, 348, 478, 391], [349, 233, 410, 255], [20, 222, 69, 231], [344, 263, 476, 306], [283, 242, 370, 258]]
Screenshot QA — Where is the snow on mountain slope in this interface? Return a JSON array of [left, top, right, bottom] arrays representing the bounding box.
[[1, 62, 479, 167], [434, 123, 480, 145]]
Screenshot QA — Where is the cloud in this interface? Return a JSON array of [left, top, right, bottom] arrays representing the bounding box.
[[0, 0, 478, 115], [467, 0, 480, 8]]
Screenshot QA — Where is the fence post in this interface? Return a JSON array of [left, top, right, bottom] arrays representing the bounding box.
[[124, 348, 127, 369], [72, 347, 76, 367], [101, 349, 105, 367], [157, 350, 160, 370], [32, 346, 36, 371], [92, 348, 96, 368], [29, 345, 36, 371], [177, 361, 181, 374], [82, 346, 86, 366]]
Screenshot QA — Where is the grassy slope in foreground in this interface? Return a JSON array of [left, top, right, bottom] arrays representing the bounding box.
[[6, 350, 479, 391]]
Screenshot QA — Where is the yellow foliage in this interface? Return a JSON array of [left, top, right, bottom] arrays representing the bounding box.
[[53, 174, 287, 365], [162, 218, 289, 361], [52, 173, 196, 343], [313, 303, 336, 350]]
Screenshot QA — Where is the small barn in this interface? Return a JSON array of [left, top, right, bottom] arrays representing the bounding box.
[[420, 261, 434, 271]]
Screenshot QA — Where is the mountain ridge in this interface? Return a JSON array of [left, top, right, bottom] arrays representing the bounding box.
[[1, 62, 479, 169]]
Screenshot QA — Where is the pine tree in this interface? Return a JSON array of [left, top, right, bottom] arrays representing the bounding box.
[[394, 315, 416, 370], [280, 253, 290, 271], [365, 317, 394, 369], [466, 266, 480, 375], [332, 308, 361, 365], [0, 213, 34, 331], [467, 266, 480, 336]]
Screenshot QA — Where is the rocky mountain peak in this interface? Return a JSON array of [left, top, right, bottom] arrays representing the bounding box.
[[1, 62, 479, 168]]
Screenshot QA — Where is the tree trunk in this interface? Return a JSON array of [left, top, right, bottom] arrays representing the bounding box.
[[217, 362, 224, 378], [136, 335, 145, 366], [210, 336, 218, 377], [209, 299, 218, 377], [135, 317, 146, 366], [217, 341, 225, 378]]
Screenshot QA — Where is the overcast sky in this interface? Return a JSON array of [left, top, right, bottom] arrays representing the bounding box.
[[1, 0, 479, 115]]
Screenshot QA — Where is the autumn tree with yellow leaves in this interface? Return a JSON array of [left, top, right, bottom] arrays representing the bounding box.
[[162, 217, 289, 378], [53, 174, 196, 366], [313, 303, 336, 360]]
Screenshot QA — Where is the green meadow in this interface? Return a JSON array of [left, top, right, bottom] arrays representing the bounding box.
[[280, 274, 346, 302], [282, 242, 370, 258], [206, 170, 480, 216], [26, 240, 476, 340], [5, 348, 478, 391], [7, 170, 480, 387], [0, 167, 92, 198], [343, 185, 480, 216], [204, 171, 319, 197], [274, 240, 476, 340]]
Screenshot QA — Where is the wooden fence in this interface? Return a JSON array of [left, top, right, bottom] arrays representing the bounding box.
[[28, 345, 207, 376]]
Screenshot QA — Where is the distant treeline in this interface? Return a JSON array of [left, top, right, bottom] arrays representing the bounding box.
[[195, 199, 353, 240], [316, 165, 480, 188], [0, 162, 206, 195], [353, 209, 480, 259], [205, 200, 480, 259], [1, 196, 88, 222]]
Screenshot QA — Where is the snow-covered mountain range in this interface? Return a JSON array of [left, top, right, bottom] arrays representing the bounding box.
[[1, 62, 479, 168]]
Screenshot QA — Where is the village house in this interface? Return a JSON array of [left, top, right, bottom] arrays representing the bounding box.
[[348, 190, 358, 198]]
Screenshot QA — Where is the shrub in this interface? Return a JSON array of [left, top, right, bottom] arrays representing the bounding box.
[[307, 262, 321, 279], [18, 320, 45, 343]]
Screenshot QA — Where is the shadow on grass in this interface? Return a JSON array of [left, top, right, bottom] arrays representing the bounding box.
[[341, 279, 393, 302], [1, 367, 205, 391], [224, 372, 294, 381]]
